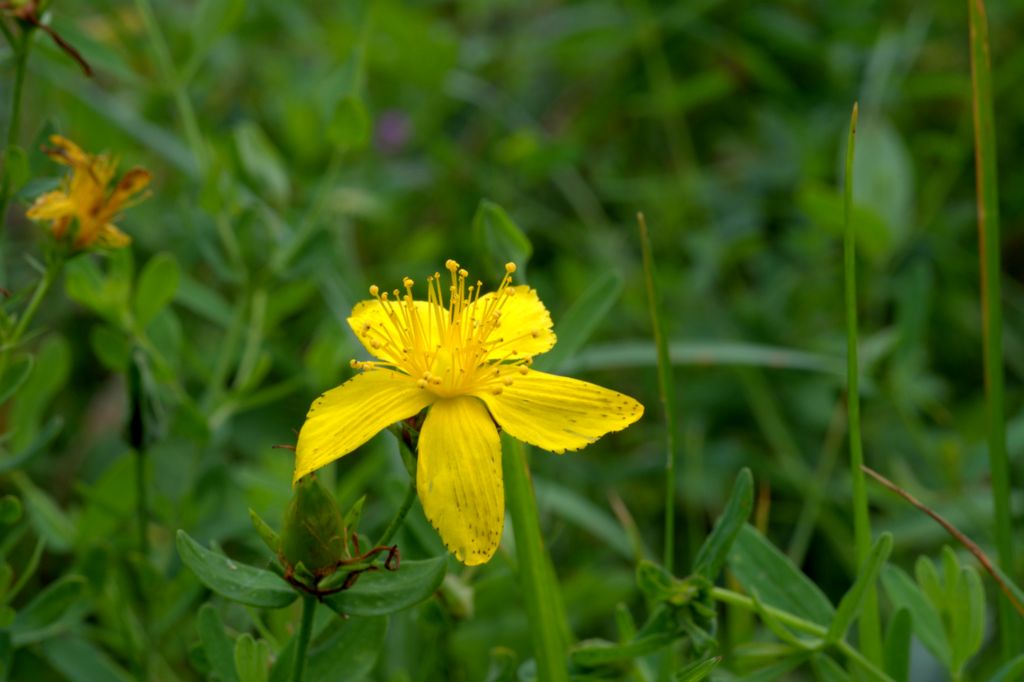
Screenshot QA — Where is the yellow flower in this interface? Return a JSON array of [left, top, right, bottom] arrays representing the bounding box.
[[294, 260, 644, 565], [26, 135, 150, 250]]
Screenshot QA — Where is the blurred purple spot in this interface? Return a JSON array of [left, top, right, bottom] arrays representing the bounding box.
[[376, 110, 411, 153]]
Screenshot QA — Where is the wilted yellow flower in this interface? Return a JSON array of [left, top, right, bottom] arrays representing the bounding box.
[[26, 135, 150, 250], [294, 260, 644, 565]]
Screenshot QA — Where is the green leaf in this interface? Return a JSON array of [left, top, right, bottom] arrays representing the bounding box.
[[749, 589, 822, 650], [3, 146, 29, 194], [269, 614, 387, 682], [0, 416, 63, 474], [692, 468, 753, 580], [322, 556, 446, 616], [342, 496, 365, 537], [472, 199, 533, 276], [234, 122, 290, 205], [739, 655, 808, 682], [176, 530, 297, 609], [811, 654, 852, 682], [882, 608, 911, 682], [951, 565, 985, 673], [10, 575, 88, 645], [533, 271, 623, 373], [327, 96, 371, 151], [880, 565, 949, 667], [914, 555, 943, 608], [17, 474, 76, 552], [90, 324, 131, 371], [198, 604, 240, 682], [0, 355, 33, 405], [176, 274, 233, 326], [248, 508, 280, 555], [728, 524, 834, 627], [534, 477, 635, 560], [826, 532, 893, 642], [570, 635, 672, 667], [39, 635, 133, 682], [560, 340, 842, 376], [134, 252, 181, 329], [192, 0, 246, 52], [10, 336, 70, 452], [674, 656, 721, 682], [0, 496, 21, 525], [234, 633, 269, 682], [991, 654, 1024, 682], [64, 251, 133, 324]]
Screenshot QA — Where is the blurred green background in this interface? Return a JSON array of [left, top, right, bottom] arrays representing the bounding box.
[[3, 0, 1023, 679]]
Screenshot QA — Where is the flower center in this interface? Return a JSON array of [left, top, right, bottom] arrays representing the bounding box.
[[351, 260, 535, 397]]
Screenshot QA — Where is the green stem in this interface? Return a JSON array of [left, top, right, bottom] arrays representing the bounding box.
[[503, 436, 570, 682], [10, 253, 61, 347], [291, 595, 316, 682], [375, 473, 416, 548], [0, 25, 33, 229], [843, 103, 881, 662], [967, 0, 1019, 657], [710, 587, 894, 682], [132, 0, 206, 173], [637, 213, 679, 573]]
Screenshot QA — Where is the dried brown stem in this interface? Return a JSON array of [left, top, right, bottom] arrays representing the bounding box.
[[862, 465, 1024, 617]]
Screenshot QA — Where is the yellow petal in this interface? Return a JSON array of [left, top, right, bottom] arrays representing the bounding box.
[[94, 223, 132, 249], [476, 369, 643, 453], [417, 396, 504, 565], [46, 135, 90, 167], [294, 369, 434, 482], [347, 298, 437, 364], [26, 190, 76, 220], [104, 167, 151, 215], [475, 285, 555, 360]]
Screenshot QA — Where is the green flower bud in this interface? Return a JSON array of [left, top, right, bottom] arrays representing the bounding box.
[[281, 474, 347, 575]]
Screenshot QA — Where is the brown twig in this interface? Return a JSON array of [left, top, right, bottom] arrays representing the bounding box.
[[3, 1, 93, 76], [862, 465, 1024, 617]]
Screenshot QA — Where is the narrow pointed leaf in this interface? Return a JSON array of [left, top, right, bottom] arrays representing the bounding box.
[[0, 356, 33, 405], [880, 565, 949, 667], [882, 608, 911, 682], [827, 532, 893, 642], [533, 271, 623, 373], [176, 530, 296, 608], [198, 604, 240, 682], [693, 468, 753, 580], [674, 656, 721, 682]]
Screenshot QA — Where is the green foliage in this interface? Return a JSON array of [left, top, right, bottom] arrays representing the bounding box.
[[176, 530, 297, 609], [1, 0, 1022, 679]]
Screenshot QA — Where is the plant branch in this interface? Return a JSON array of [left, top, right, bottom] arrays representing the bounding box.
[[862, 465, 1024, 618]]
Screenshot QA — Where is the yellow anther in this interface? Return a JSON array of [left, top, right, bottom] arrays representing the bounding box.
[[502, 377, 513, 386], [518, 366, 529, 375], [369, 284, 379, 297], [504, 288, 515, 297], [403, 277, 414, 288], [417, 379, 428, 389], [531, 330, 540, 338], [458, 268, 468, 278], [505, 262, 517, 274], [491, 387, 504, 395], [381, 292, 389, 301], [445, 259, 459, 272], [350, 359, 361, 369]]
